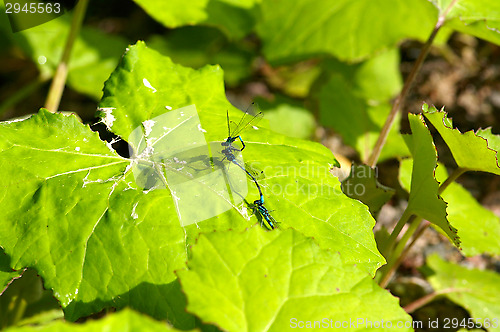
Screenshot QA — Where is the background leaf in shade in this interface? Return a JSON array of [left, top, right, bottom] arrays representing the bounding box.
[[256, 0, 437, 63], [318, 49, 408, 162], [342, 164, 395, 215]]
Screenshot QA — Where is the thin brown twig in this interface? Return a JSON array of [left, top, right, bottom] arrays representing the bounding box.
[[366, 0, 459, 167], [404, 287, 467, 313]]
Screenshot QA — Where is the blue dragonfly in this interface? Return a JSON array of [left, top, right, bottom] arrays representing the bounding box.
[[253, 195, 278, 230], [221, 102, 263, 154], [219, 104, 278, 230]]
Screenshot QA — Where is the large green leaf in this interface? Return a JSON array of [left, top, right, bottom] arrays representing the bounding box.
[[426, 254, 500, 331], [400, 160, 500, 256], [318, 49, 409, 162], [0, 110, 193, 326], [99, 41, 384, 271], [4, 7, 128, 100], [435, 0, 500, 46], [256, 0, 437, 63], [4, 308, 184, 332], [424, 106, 500, 176], [403, 112, 460, 247], [0, 41, 384, 322], [178, 227, 412, 332]]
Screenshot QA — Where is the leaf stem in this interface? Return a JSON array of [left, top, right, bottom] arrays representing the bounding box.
[[404, 287, 466, 313], [379, 219, 427, 288], [438, 167, 466, 195], [381, 208, 413, 257], [44, 0, 89, 112], [366, 4, 453, 167], [378, 166, 465, 287]]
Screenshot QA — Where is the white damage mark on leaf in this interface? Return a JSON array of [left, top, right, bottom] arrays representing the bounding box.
[[143, 78, 157, 93], [165, 105, 172, 110], [241, 205, 249, 219], [173, 157, 187, 165], [138, 146, 154, 159], [142, 120, 155, 137], [131, 202, 139, 219], [83, 138, 88, 142], [197, 124, 207, 133], [143, 185, 160, 194], [98, 107, 116, 129], [1, 117, 28, 124], [171, 191, 180, 203], [252, 125, 259, 130], [75, 147, 80, 152]]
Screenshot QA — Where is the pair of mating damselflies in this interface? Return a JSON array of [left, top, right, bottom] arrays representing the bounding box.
[[221, 104, 278, 230]]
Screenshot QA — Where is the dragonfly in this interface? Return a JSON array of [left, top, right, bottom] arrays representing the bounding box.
[[220, 102, 264, 191], [225, 155, 278, 230], [219, 104, 278, 230], [253, 196, 278, 230], [221, 102, 263, 154], [220, 103, 264, 184]]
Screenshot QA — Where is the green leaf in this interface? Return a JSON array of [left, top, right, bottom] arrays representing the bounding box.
[[264, 61, 323, 98], [476, 127, 500, 155], [177, 227, 412, 332], [256, 0, 438, 63], [0, 41, 385, 323], [131, 0, 208, 28], [0, 110, 193, 325], [319, 49, 408, 162], [147, 26, 255, 86], [99, 41, 385, 273], [436, 0, 500, 46], [423, 105, 500, 176], [7, 10, 128, 100], [341, 164, 395, 214], [0, 249, 22, 293], [400, 160, 500, 256], [4, 308, 185, 332], [255, 96, 316, 139], [100, 43, 384, 269], [426, 254, 500, 330], [403, 112, 460, 247], [132, 0, 259, 39]]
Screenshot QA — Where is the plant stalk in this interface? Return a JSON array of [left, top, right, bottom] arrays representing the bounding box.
[[379, 166, 465, 287], [44, 0, 89, 112], [379, 219, 427, 288], [438, 167, 466, 195], [366, 7, 452, 167], [404, 288, 465, 313], [381, 209, 414, 257]]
